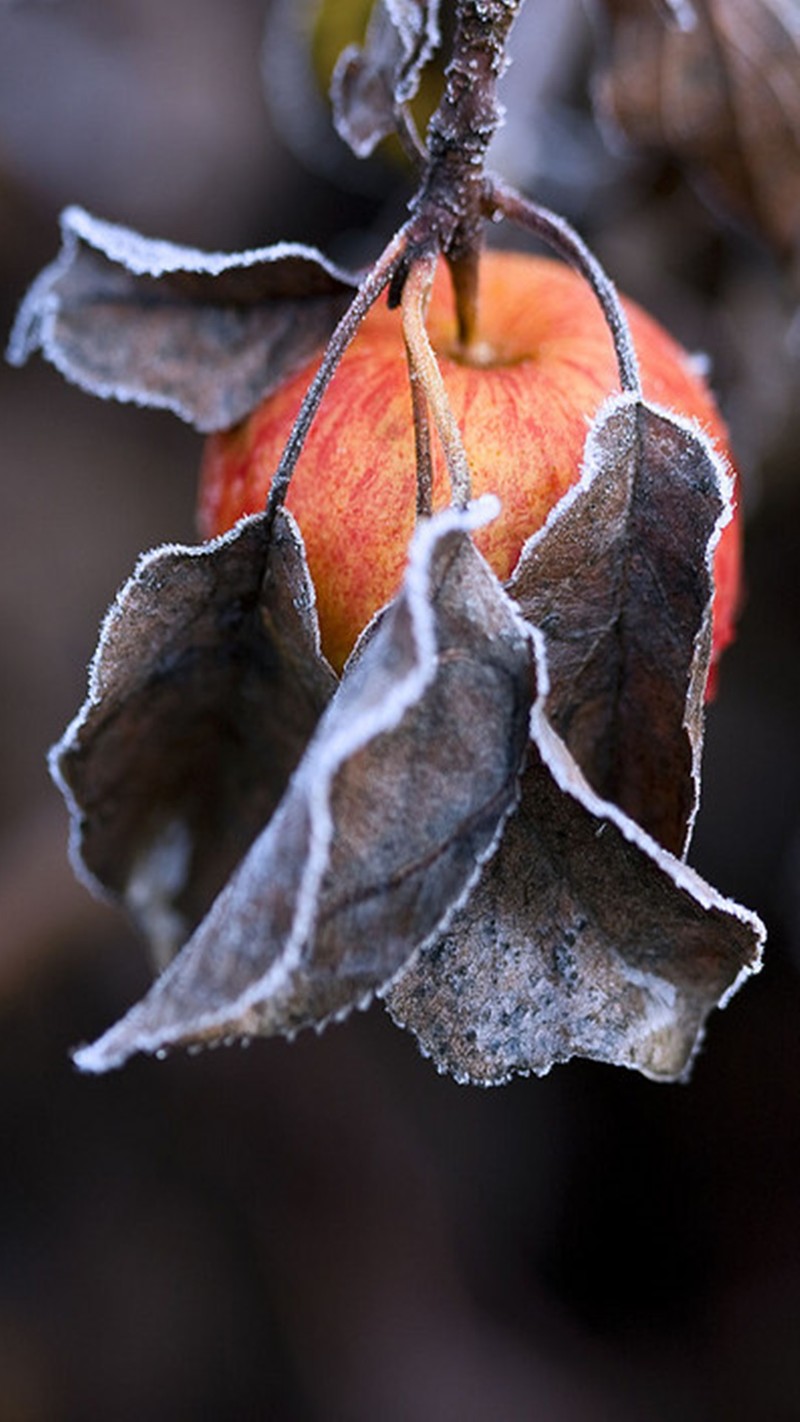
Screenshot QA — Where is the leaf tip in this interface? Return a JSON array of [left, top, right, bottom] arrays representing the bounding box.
[[71, 1034, 128, 1076]]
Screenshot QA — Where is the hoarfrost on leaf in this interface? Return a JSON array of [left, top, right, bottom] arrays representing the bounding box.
[[51, 509, 337, 969], [385, 627, 765, 1085], [331, 0, 441, 157], [7, 206, 359, 431], [507, 393, 733, 858], [71, 498, 535, 1073]]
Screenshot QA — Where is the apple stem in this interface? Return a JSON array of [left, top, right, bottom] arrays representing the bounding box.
[[487, 179, 643, 397], [266, 226, 411, 519], [447, 247, 481, 354], [402, 254, 472, 511]]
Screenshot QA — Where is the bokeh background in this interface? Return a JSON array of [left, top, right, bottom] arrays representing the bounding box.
[[2, 2, 800, 1418]]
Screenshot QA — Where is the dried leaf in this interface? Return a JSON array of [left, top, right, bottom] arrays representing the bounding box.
[[331, 0, 441, 157], [72, 498, 535, 1074], [261, 0, 396, 197], [595, 0, 800, 260], [52, 510, 337, 968], [507, 394, 732, 858], [385, 631, 765, 1085], [7, 205, 359, 431]]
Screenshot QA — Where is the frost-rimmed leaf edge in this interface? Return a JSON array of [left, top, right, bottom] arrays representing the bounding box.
[[71, 494, 536, 1073], [48, 506, 332, 907], [385, 621, 766, 1086], [6, 205, 360, 429], [331, 0, 442, 158], [506, 390, 737, 857]]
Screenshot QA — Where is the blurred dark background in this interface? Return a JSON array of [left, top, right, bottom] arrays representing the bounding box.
[[2, 2, 800, 1418]]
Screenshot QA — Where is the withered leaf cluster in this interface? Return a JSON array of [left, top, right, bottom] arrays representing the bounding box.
[[22, 208, 760, 1078], [596, 0, 800, 266], [69, 500, 536, 1072], [388, 398, 763, 1082], [331, 0, 441, 157]]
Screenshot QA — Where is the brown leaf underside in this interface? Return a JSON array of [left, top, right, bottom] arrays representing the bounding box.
[[385, 707, 763, 1085], [507, 397, 728, 858], [8, 208, 358, 431], [72, 506, 535, 1073], [53, 510, 336, 969], [331, 0, 441, 157]]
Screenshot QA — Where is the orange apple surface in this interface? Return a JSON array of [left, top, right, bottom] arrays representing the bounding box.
[[199, 251, 740, 676]]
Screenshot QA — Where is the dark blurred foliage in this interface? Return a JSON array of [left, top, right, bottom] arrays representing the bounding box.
[[1, 1, 800, 1418]]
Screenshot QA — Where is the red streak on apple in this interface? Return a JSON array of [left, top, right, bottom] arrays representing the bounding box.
[[199, 251, 740, 679]]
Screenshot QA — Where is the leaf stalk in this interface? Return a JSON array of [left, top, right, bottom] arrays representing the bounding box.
[[402, 254, 472, 511]]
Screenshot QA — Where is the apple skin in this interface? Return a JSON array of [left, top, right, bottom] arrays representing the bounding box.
[[199, 251, 740, 677]]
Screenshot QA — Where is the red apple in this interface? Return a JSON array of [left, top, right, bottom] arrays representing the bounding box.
[[199, 250, 740, 676]]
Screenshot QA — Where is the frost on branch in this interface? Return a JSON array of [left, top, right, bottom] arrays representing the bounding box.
[[331, 0, 441, 157], [595, 0, 800, 263], [51, 510, 337, 969], [507, 395, 732, 858], [7, 206, 359, 432], [71, 500, 535, 1074], [384, 680, 764, 1085]]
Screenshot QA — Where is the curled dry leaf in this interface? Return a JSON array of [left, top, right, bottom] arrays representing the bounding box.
[[331, 0, 441, 157], [261, 0, 398, 196], [594, 0, 800, 261], [6, 206, 359, 432], [72, 499, 535, 1074], [51, 510, 337, 969], [385, 630, 765, 1085], [507, 394, 732, 858]]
